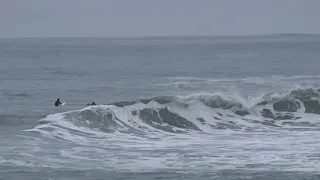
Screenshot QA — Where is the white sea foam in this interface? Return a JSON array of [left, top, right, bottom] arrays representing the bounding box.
[[17, 88, 320, 172]]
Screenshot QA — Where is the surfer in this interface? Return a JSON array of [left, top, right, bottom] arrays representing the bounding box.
[[87, 102, 96, 106], [55, 98, 62, 106]]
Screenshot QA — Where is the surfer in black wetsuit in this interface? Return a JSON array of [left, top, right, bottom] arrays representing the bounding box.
[[55, 98, 62, 106], [87, 102, 96, 106]]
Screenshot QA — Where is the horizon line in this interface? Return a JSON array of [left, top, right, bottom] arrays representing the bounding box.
[[0, 33, 319, 40]]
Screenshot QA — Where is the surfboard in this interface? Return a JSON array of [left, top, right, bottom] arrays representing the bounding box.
[[61, 102, 66, 106]]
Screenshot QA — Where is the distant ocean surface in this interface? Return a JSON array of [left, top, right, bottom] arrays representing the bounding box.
[[1, 35, 320, 180]]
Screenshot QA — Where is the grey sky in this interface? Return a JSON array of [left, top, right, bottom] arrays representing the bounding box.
[[1, 0, 320, 38]]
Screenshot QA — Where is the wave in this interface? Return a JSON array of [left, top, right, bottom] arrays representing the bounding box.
[[25, 87, 320, 140], [165, 75, 320, 84]]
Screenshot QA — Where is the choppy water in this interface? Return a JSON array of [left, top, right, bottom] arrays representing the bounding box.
[[1, 35, 320, 179]]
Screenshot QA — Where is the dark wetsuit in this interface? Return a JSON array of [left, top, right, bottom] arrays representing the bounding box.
[[55, 99, 62, 106]]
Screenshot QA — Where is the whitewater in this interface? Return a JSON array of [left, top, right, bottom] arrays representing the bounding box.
[[23, 86, 320, 172], [1, 35, 320, 179]]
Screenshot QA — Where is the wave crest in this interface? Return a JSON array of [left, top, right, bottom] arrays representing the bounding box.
[[27, 88, 320, 138]]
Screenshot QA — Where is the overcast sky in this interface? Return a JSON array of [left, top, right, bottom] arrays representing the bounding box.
[[1, 0, 320, 38]]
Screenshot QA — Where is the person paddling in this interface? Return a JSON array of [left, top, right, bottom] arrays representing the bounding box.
[[87, 101, 96, 106], [55, 98, 62, 106]]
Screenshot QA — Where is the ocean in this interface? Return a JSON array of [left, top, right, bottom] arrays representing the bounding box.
[[1, 35, 320, 180]]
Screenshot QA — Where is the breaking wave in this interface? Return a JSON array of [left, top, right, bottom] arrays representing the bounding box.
[[26, 87, 320, 140]]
